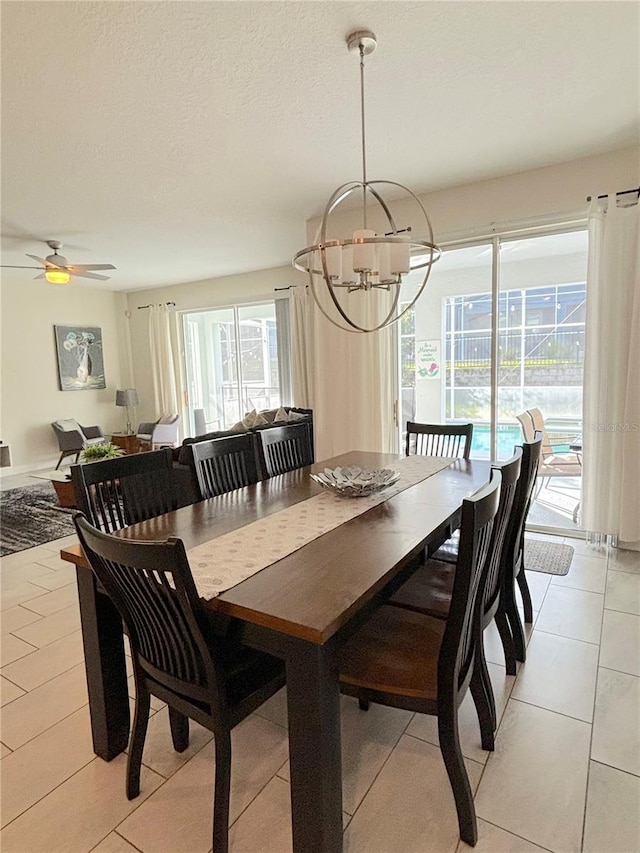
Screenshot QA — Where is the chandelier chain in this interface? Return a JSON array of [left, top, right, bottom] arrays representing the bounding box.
[[360, 43, 368, 229]]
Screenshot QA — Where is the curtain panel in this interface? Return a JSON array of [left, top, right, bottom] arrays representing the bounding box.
[[289, 285, 396, 459], [582, 195, 640, 545], [148, 304, 179, 418]]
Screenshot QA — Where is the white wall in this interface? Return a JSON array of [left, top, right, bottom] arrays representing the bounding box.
[[308, 146, 640, 243], [0, 277, 128, 472]]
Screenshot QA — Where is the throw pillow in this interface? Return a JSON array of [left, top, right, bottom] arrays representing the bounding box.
[[273, 407, 290, 423], [287, 410, 309, 422], [242, 409, 269, 429]]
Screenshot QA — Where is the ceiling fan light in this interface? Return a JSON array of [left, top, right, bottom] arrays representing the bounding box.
[[45, 268, 71, 285]]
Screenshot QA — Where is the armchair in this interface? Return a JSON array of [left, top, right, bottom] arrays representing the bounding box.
[[136, 414, 181, 450], [51, 419, 106, 469]]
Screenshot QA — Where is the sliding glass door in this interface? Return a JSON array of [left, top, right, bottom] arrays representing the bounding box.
[[398, 226, 587, 533], [182, 302, 281, 434], [497, 231, 587, 528]]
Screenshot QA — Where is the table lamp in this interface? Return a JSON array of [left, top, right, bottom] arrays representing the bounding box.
[[115, 388, 139, 435]]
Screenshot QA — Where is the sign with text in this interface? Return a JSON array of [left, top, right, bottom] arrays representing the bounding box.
[[416, 339, 441, 380]]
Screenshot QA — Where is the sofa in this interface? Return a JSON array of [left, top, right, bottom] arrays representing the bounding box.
[[171, 407, 313, 507]]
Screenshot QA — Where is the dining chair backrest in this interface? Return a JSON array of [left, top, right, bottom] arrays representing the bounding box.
[[191, 434, 260, 499], [444, 471, 501, 695], [74, 512, 286, 853], [257, 422, 314, 478], [71, 448, 177, 534], [501, 433, 543, 581], [406, 422, 473, 460], [480, 449, 522, 620], [74, 514, 227, 719]]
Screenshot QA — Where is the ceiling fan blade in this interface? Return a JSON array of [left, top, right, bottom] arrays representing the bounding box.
[[34, 273, 46, 279], [25, 254, 48, 265], [74, 271, 111, 281], [0, 264, 44, 270], [68, 264, 116, 272]]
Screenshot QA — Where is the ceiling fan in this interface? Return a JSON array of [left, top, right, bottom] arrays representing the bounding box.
[[0, 239, 116, 285]]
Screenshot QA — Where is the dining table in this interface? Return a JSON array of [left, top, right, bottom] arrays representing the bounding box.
[[60, 450, 491, 853]]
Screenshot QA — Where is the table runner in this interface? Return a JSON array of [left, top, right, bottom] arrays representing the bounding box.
[[188, 455, 453, 599]]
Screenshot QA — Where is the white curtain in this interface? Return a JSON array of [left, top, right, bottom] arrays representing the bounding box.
[[290, 286, 314, 409], [582, 194, 640, 545], [148, 304, 179, 417], [289, 284, 396, 459]]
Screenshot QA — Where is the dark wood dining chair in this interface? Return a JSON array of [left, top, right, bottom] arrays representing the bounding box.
[[71, 448, 177, 533], [499, 433, 543, 670], [339, 473, 502, 847], [191, 434, 259, 499], [391, 436, 542, 675], [73, 513, 286, 853], [389, 449, 521, 714], [405, 421, 473, 459], [256, 421, 314, 478]]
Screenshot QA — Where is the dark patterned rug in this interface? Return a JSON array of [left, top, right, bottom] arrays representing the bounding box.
[[0, 483, 75, 556]]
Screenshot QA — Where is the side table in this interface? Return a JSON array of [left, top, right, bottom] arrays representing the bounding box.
[[110, 433, 142, 454], [31, 471, 76, 508]]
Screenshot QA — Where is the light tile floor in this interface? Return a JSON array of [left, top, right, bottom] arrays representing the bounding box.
[[1, 534, 639, 853]]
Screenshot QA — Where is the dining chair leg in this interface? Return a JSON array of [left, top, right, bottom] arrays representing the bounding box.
[[472, 638, 496, 736], [168, 707, 190, 753], [126, 683, 151, 800], [494, 607, 517, 676], [438, 708, 478, 847], [212, 732, 232, 853], [504, 592, 527, 664], [516, 569, 534, 624]]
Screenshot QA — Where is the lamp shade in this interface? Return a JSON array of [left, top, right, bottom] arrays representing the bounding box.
[[115, 388, 139, 407]]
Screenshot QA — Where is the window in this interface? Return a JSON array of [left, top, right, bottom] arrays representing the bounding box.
[[182, 302, 282, 433]]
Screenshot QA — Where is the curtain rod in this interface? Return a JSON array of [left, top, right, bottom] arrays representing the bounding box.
[[137, 301, 176, 309], [274, 285, 309, 292], [586, 185, 640, 202]]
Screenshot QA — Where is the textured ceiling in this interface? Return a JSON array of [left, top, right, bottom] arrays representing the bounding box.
[[1, 1, 638, 291]]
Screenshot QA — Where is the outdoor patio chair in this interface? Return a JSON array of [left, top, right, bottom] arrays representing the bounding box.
[[516, 408, 581, 498]]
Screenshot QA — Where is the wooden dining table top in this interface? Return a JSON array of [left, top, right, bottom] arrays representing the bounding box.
[[61, 451, 491, 645]]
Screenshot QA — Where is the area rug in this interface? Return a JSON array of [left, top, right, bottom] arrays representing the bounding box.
[[0, 483, 75, 556], [524, 539, 574, 575]]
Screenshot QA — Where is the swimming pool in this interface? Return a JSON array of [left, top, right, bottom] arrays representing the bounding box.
[[469, 422, 576, 459]]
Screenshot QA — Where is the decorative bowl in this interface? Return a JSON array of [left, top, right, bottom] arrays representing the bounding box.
[[310, 466, 400, 498]]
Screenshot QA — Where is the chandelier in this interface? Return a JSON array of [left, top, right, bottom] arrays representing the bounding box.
[[293, 30, 441, 333]]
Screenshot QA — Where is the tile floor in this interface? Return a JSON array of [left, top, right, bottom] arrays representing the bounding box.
[[1, 532, 639, 853]]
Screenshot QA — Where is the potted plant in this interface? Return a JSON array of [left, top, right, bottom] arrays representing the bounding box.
[[80, 442, 126, 463]]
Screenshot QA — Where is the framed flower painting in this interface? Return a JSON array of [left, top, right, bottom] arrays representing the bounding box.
[[54, 325, 106, 391]]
